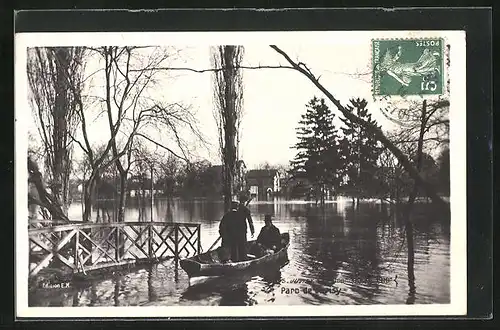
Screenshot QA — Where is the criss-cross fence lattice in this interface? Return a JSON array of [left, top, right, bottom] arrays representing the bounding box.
[[28, 221, 201, 277]]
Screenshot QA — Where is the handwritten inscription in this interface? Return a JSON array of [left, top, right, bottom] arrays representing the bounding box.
[[281, 286, 342, 295], [281, 275, 397, 286], [278, 275, 398, 296]]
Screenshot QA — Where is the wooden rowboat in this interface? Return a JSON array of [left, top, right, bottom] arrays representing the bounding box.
[[179, 233, 290, 278]]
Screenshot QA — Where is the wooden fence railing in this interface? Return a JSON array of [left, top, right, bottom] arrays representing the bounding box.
[[28, 219, 81, 229], [28, 221, 201, 277]]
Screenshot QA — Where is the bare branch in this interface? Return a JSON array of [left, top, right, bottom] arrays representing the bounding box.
[[67, 130, 89, 155], [135, 133, 188, 162], [129, 64, 294, 73], [269, 44, 448, 208]]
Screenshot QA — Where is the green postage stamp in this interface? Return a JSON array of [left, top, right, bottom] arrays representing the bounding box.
[[372, 38, 444, 96]]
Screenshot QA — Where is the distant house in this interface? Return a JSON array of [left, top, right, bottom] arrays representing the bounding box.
[[279, 176, 312, 200], [207, 160, 247, 199], [246, 169, 281, 201], [127, 174, 154, 198]]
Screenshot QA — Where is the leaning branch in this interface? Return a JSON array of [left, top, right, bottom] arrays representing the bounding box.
[[269, 45, 448, 209], [125, 46, 446, 208], [67, 130, 89, 155], [135, 133, 189, 162], [28, 157, 70, 222], [129, 64, 294, 73]]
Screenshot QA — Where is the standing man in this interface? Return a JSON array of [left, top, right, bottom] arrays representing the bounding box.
[[219, 195, 255, 262], [219, 201, 241, 262], [219, 202, 239, 251], [234, 194, 255, 261]]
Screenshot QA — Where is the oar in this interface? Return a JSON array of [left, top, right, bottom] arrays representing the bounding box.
[[206, 236, 222, 252], [204, 196, 254, 252]]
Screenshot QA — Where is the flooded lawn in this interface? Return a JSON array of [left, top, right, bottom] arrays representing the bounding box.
[[29, 198, 450, 306]]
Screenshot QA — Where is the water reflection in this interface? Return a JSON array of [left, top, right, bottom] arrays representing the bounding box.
[[32, 198, 450, 306], [147, 265, 157, 303], [180, 259, 288, 306]]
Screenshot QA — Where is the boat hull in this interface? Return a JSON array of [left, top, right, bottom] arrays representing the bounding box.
[[180, 233, 290, 278]]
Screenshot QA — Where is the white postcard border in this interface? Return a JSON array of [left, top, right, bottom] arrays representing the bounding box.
[[15, 30, 467, 318]]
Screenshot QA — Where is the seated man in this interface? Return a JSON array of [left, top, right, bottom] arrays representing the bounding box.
[[256, 214, 281, 253]]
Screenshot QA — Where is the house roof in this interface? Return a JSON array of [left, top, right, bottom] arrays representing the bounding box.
[[209, 161, 245, 173], [247, 169, 278, 178], [208, 165, 223, 172]]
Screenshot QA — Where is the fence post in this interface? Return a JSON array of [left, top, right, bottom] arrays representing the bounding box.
[[83, 227, 93, 267], [197, 224, 201, 254], [74, 229, 79, 273], [174, 224, 179, 262], [148, 223, 153, 260], [115, 226, 121, 262], [174, 224, 179, 283]]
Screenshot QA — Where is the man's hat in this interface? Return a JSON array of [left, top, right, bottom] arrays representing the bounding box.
[[230, 201, 239, 210], [238, 191, 249, 202]]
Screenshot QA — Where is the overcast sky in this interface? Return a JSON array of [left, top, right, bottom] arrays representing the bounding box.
[[150, 43, 379, 168], [25, 31, 453, 169]]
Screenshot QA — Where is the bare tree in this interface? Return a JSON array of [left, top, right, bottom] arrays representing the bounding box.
[[70, 46, 201, 222], [378, 98, 449, 208], [374, 149, 400, 205], [211, 46, 245, 211], [156, 152, 182, 198], [27, 47, 86, 217], [133, 45, 447, 208], [381, 98, 449, 157], [269, 45, 448, 209], [256, 162, 272, 170], [378, 99, 449, 300], [127, 143, 156, 220]]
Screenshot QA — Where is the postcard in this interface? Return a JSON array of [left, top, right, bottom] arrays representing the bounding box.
[[15, 30, 466, 318]]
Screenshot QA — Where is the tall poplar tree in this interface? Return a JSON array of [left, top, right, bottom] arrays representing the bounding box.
[[211, 46, 245, 211], [27, 47, 86, 218]]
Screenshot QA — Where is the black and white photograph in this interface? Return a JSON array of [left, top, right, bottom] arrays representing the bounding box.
[[15, 30, 466, 317]]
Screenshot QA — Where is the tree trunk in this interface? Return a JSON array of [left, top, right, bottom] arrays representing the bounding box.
[[223, 164, 233, 212], [213, 46, 243, 212], [82, 170, 99, 223], [405, 101, 429, 302], [82, 180, 94, 222], [52, 48, 72, 217], [222, 47, 237, 212], [321, 184, 326, 205], [81, 175, 96, 266], [117, 175, 127, 222], [27, 157, 70, 222]]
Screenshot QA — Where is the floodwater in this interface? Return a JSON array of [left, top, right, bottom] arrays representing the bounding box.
[[29, 197, 450, 306]]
